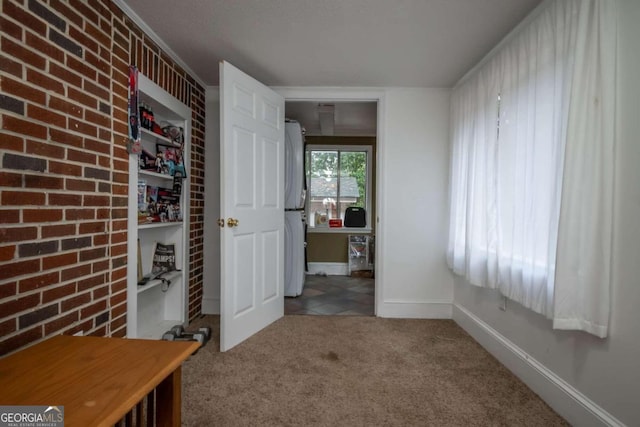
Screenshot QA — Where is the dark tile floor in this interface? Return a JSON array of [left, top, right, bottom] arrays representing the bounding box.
[[285, 274, 375, 316]]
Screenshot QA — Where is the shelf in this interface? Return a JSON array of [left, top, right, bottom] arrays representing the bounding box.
[[137, 270, 182, 295], [138, 221, 183, 230], [140, 128, 180, 147], [139, 169, 174, 181]]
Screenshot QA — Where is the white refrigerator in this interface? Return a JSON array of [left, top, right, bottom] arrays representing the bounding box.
[[284, 120, 306, 297]]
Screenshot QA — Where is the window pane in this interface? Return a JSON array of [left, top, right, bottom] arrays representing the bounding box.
[[308, 151, 338, 221], [339, 151, 367, 218]]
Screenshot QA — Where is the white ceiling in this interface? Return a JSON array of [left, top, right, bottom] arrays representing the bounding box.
[[121, 0, 542, 88]]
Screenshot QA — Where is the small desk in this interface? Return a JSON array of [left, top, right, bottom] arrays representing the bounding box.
[[0, 335, 199, 427]]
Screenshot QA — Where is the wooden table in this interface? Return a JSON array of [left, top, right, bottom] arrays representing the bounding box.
[[0, 335, 199, 427]]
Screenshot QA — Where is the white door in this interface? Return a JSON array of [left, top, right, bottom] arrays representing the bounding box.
[[219, 61, 285, 352]]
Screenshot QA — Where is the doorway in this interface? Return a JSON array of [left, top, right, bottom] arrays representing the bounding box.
[[283, 100, 378, 316]]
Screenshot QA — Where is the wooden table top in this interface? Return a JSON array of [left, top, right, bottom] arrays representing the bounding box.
[[0, 335, 199, 427]]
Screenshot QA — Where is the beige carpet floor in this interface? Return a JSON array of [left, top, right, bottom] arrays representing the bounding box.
[[182, 315, 567, 426]]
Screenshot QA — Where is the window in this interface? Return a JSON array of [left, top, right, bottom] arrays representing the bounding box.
[[305, 145, 371, 231]]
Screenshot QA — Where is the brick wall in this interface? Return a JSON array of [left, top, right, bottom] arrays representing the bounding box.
[[0, 0, 205, 355]]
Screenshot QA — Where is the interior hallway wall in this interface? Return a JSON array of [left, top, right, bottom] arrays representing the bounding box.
[[377, 88, 453, 318]]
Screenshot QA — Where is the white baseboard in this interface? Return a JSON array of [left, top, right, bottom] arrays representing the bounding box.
[[453, 304, 623, 427], [377, 300, 452, 318], [307, 262, 349, 276], [201, 297, 220, 315]]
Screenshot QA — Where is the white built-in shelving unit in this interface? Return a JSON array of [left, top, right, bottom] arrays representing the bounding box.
[[127, 74, 190, 339]]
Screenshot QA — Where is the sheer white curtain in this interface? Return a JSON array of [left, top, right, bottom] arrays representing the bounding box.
[[448, 0, 616, 337]]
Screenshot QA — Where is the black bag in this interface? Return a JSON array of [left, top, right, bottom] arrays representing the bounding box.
[[344, 207, 366, 227]]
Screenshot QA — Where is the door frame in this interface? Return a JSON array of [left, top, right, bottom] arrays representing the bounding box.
[[274, 87, 386, 316], [203, 87, 386, 316]]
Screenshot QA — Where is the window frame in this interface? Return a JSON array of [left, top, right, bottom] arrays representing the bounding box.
[[305, 144, 372, 234]]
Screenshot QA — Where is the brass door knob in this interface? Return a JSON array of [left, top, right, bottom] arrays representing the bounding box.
[[217, 218, 225, 227], [227, 218, 239, 227]]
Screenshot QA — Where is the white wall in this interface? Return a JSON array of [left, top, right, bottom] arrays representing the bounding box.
[[202, 86, 455, 317], [201, 88, 221, 314], [377, 88, 454, 318], [453, 1, 640, 425]]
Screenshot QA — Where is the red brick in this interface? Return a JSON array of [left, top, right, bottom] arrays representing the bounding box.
[[3, 2, 46, 36], [112, 220, 127, 231], [0, 282, 17, 299], [0, 292, 40, 318], [84, 50, 109, 75], [0, 318, 16, 337], [42, 252, 77, 270], [66, 178, 95, 192], [66, 55, 96, 81], [77, 273, 105, 291], [0, 171, 22, 187], [0, 327, 42, 356], [18, 271, 60, 293], [84, 138, 110, 154], [0, 16, 22, 40], [67, 87, 97, 109], [49, 96, 84, 119], [24, 174, 64, 190], [1, 37, 45, 72], [83, 79, 109, 102], [96, 209, 110, 221], [110, 302, 126, 319], [0, 54, 23, 78], [61, 264, 92, 282], [98, 129, 111, 142], [2, 116, 47, 139], [92, 284, 108, 299], [67, 149, 96, 165], [49, 160, 82, 177], [92, 233, 108, 246], [84, 109, 110, 128], [23, 208, 63, 223], [68, 25, 98, 52], [110, 267, 127, 282], [97, 155, 110, 168], [0, 226, 37, 243], [110, 243, 127, 257], [111, 208, 127, 219], [49, 128, 83, 148], [92, 259, 108, 274], [44, 311, 79, 335], [110, 290, 126, 306], [26, 140, 65, 159], [25, 32, 65, 64], [83, 195, 109, 207], [78, 221, 106, 235], [61, 292, 91, 312], [80, 299, 106, 319], [0, 75, 47, 106], [48, 193, 82, 206], [49, 1, 83, 27], [27, 104, 66, 128], [68, 117, 97, 137], [1, 191, 45, 206], [49, 63, 82, 88], [0, 132, 23, 151], [42, 282, 76, 304], [65, 208, 95, 220], [0, 245, 16, 262], [41, 224, 75, 238], [110, 231, 127, 244]]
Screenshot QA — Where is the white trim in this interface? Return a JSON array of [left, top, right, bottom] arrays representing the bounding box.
[[201, 297, 220, 315], [112, 0, 206, 88], [306, 262, 349, 276], [453, 304, 624, 427], [378, 300, 452, 319], [274, 87, 386, 319]]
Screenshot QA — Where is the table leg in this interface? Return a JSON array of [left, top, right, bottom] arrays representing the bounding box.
[[155, 366, 181, 427]]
